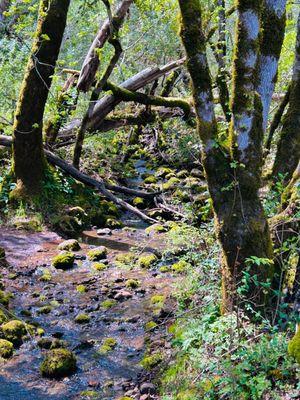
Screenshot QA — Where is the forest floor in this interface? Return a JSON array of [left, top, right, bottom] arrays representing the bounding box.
[[0, 226, 178, 400]]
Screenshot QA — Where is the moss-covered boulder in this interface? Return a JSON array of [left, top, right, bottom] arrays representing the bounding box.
[[132, 197, 145, 209], [87, 246, 107, 261], [140, 353, 162, 370], [92, 262, 108, 272], [52, 252, 75, 270], [58, 239, 81, 252], [171, 260, 191, 274], [0, 339, 13, 358], [74, 314, 90, 324], [1, 320, 27, 345], [288, 330, 300, 364], [162, 177, 180, 191], [137, 253, 157, 269], [40, 348, 77, 378], [125, 279, 140, 289], [0, 290, 10, 306], [145, 224, 166, 235], [105, 218, 123, 229], [144, 175, 157, 184], [115, 252, 136, 266]]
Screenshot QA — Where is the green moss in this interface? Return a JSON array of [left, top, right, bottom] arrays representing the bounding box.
[[288, 330, 300, 364], [140, 353, 162, 370], [132, 197, 145, 208], [101, 299, 117, 309], [162, 177, 180, 191], [98, 337, 117, 355], [52, 252, 75, 270], [74, 313, 90, 324], [160, 266, 171, 273], [0, 290, 10, 306], [171, 260, 191, 274], [0, 339, 13, 359], [40, 348, 77, 378], [76, 284, 87, 293], [156, 167, 174, 178], [87, 246, 107, 261], [144, 175, 157, 184], [137, 254, 157, 269], [79, 391, 99, 399], [105, 218, 123, 229], [125, 279, 140, 289], [92, 262, 108, 272], [58, 239, 81, 251], [150, 295, 165, 306], [40, 269, 52, 282], [145, 321, 158, 331], [37, 305, 52, 314], [0, 310, 8, 325], [145, 224, 166, 235], [1, 320, 27, 345], [115, 252, 136, 266]]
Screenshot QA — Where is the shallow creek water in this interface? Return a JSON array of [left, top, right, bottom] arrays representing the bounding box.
[[0, 226, 178, 400]]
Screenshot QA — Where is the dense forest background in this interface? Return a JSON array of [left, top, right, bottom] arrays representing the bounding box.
[[0, 0, 299, 399]]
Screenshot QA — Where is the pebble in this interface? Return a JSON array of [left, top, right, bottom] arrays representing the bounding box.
[[140, 382, 156, 395], [97, 228, 112, 236], [114, 289, 133, 301]]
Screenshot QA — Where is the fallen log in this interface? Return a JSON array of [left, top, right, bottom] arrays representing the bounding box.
[[0, 135, 157, 223]]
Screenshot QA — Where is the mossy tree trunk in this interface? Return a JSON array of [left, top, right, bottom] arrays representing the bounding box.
[[272, 13, 300, 184], [258, 0, 287, 132], [179, 0, 278, 315], [12, 0, 70, 196]]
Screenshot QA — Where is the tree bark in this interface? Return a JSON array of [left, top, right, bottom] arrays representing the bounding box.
[[257, 0, 287, 132], [179, 0, 277, 316], [12, 0, 70, 196], [272, 13, 300, 184], [77, 0, 133, 92]]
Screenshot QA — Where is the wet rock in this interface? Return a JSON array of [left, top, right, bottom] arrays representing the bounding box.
[[87, 246, 107, 261], [37, 337, 66, 350], [114, 290, 133, 301], [52, 252, 75, 270], [0, 339, 13, 358], [74, 313, 90, 324], [58, 239, 81, 252], [40, 348, 77, 378], [97, 228, 112, 236], [140, 382, 156, 395], [1, 320, 27, 345]]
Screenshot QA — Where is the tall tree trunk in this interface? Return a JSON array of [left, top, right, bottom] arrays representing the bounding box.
[[258, 0, 287, 132], [12, 0, 70, 196], [272, 13, 300, 184], [179, 0, 277, 316]]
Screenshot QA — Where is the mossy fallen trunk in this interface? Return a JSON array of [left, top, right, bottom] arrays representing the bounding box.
[[12, 0, 70, 196]]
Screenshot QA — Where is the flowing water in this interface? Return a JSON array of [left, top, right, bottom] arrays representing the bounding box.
[[0, 226, 177, 400]]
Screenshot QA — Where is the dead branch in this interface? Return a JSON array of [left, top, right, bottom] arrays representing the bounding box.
[[0, 135, 157, 223]]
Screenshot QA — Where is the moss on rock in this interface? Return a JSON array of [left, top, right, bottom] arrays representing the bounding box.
[[137, 254, 157, 269], [52, 252, 75, 270], [0, 290, 10, 306], [74, 313, 90, 324], [87, 246, 107, 261], [101, 299, 117, 309], [58, 239, 81, 252], [125, 279, 140, 289], [140, 353, 162, 370], [0, 310, 8, 325], [40, 348, 77, 378], [171, 260, 191, 274], [92, 262, 108, 272], [1, 320, 27, 345], [0, 339, 13, 359], [98, 337, 117, 354]]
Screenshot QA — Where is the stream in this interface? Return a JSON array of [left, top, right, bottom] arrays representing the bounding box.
[[0, 161, 178, 400]]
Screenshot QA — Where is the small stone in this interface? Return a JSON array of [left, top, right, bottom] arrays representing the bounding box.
[[140, 382, 156, 395], [140, 395, 149, 400], [97, 228, 112, 236], [114, 290, 133, 301]]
